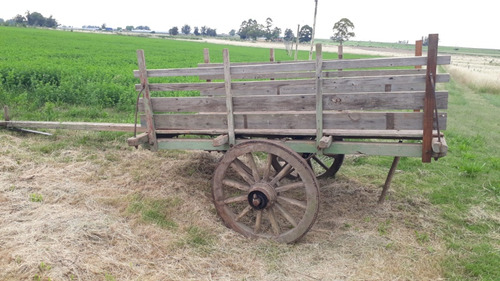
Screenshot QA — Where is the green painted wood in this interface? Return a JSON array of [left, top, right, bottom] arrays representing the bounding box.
[[156, 138, 422, 157]]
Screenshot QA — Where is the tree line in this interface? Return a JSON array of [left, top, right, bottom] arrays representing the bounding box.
[[0, 11, 357, 46], [2, 11, 58, 28]]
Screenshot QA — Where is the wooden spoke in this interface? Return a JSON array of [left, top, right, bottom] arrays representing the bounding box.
[[311, 155, 330, 171], [223, 194, 248, 204], [222, 179, 250, 191], [267, 207, 281, 236], [212, 140, 319, 243], [263, 153, 273, 181], [235, 205, 252, 222], [230, 158, 255, 185], [275, 182, 304, 193], [254, 210, 262, 233], [278, 196, 307, 209], [269, 163, 292, 186], [246, 153, 261, 182], [275, 203, 298, 227]]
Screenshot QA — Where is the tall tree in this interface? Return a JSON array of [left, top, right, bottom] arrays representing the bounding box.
[[26, 11, 45, 26], [238, 19, 263, 40], [331, 18, 355, 46], [299, 25, 313, 43], [181, 24, 191, 35], [12, 14, 26, 25], [284, 28, 295, 41], [169, 26, 179, 35], [193, 27, 200, 36]]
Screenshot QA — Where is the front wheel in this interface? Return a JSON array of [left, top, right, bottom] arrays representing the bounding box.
[[212, 140, 320, 243]]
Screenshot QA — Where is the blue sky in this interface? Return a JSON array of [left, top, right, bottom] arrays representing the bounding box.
[[3, 0, 499, 49]]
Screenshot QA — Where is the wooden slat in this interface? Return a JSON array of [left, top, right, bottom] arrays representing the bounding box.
[[199, 68, 426, 81], [137, 56, 450, 80], [151, 128, 443, 139], [133, 66, 224, 78], [322, 55, 451, 70], [147, 112, 446, 131], [140, 73, 450, 92], [143, 91, 448, 112], [197, 55, 451, 74], [2, 121, 145, 132]]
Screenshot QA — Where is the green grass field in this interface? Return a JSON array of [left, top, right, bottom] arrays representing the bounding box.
[[1, 26, 499, 280]]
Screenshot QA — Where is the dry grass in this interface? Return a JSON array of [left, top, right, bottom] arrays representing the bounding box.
[[445, 55, 500, 94], [0, 131, 447, 280]]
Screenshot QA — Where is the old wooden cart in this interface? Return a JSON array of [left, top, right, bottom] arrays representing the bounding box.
[[2, 34, 450, 243]]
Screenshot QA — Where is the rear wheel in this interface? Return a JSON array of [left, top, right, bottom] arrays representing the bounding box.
[[272, 153, 344, 179]]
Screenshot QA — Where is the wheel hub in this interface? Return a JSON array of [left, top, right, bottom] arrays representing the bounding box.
[[247, 183, 277, 210]]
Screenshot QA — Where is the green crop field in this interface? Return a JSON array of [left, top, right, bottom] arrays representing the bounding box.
[[0, 27, 373, 123], [0, 26, 498, 280]]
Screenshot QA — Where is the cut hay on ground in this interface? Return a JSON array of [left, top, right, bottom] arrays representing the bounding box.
[[0, 131, 445, 280]]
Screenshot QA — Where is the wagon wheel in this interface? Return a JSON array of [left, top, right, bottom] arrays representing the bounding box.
[[308, 153, 345, 179], [212, 140, 320, 243], [271, 153, 344, 179]]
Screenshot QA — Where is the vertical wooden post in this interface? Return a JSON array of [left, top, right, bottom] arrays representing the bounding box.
[[270, 48, 275, 81], [223, 49, 235, 145], [4, 106, 10, 122], [315, 43, 323, 150], [136, 50, 158, 151], [338, 45, 343, 60], [414, 39, 423, 112], [415, 40, 423, 69], [422, 34, 439, 163], [338, 45, 343, 71], [294, 24, 300, 61], [203, 48, 210, 64], [203, 48, 211, 83], [309, 0, 318, 60]]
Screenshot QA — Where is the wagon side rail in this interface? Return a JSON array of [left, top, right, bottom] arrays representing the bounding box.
[[129, 34, 450, 162]]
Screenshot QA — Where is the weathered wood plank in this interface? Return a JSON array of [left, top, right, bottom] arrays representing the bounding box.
[[152, 128, 443, 139], [2, 121, 145, 132], [133, 66, 224, 78], [141, 73, 450, 92], [199, 68, 427, 81], [148, 112, 446, 131], [212, 134, 229, 146], [138, 56, 451, 80], [318, 135, 333, 149], [127, 132, 149, 146], [156, 138, 423, 157], [142, 91, 448, 112]]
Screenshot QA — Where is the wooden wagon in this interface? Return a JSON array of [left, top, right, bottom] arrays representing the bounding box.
[[2, 34, 450, 243]]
